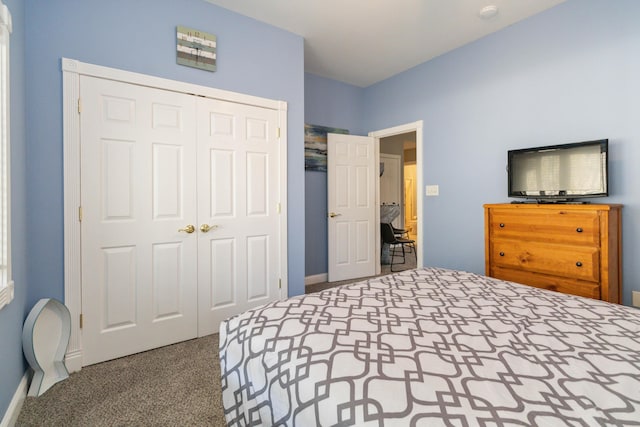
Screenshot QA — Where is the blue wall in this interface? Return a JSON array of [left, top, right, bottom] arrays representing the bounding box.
[[305, 0, 640, 307], [23, 0, 305, 308], [361, 0, 640, 304], [0, 0, 28, 418], [3, 0, 304, 419], [304, 74, 364, 276]]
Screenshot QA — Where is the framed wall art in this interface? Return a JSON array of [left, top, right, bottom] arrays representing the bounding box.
[[304, 124, 349, 172]]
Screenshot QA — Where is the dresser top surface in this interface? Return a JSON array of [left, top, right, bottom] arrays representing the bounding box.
[[484, 203, 622, 211]]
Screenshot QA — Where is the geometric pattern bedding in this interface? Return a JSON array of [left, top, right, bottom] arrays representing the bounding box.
[[219, 268, 640, 426]]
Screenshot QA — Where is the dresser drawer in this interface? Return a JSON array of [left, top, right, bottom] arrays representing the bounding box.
[[490, 266, 601, 299], [488, 209, 599, 245], [490, 240, 599, 282]]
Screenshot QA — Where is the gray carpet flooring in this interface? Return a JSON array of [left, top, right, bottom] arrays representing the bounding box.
[[17, 334, 224, 426], [16, 251, 415, 426]]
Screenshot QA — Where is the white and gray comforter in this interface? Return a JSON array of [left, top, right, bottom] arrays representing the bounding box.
[[219, 267, 640, 426]]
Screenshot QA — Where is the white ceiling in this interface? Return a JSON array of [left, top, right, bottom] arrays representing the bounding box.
[[205, 0, 566, 87]]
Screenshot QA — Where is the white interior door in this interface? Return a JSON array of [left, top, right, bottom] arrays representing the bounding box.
[[80, 76, 198, 365], [379, 153, 402, 229], [196, 98, 282, 336], [327, 133, 376, 282]]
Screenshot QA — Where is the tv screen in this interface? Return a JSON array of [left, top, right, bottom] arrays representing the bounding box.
[[508, 139, 608, 201]]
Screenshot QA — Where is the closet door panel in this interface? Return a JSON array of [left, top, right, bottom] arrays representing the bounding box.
[[80, 76, 198, 366], [197, 98, 281, 336]]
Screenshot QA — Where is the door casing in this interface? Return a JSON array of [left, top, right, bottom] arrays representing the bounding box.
[[370, 122, 424, 275]]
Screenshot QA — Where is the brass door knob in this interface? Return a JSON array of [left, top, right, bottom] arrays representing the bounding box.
[[328, 212, 342, 218], [200, 224, 218, 233], [178, 225, 195, 234]]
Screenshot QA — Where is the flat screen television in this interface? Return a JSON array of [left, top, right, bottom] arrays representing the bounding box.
[[508, 139, 608, 202]]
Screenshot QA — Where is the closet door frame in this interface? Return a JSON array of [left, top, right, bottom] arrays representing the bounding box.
[[62, 58, 288, 372]]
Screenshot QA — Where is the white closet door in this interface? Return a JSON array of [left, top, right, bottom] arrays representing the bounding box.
[[80, 76, 198, 365], [196, 98, 282, 336]]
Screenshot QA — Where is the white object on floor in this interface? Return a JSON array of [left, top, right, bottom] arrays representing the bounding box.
[[22, 298, 71, 397]]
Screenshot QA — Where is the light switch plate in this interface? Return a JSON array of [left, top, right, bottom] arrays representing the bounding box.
[[425, 185, 439, 196], [633, 291, 640, 308]]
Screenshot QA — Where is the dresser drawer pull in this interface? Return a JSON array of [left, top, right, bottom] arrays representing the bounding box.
[[499, 252, 505, 256], [499, 223, 505, 228], [576, 227, 583, 233], [576, 261, 583, 267]]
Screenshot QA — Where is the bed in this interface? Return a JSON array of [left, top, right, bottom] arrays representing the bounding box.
[[219, 267, 640, 426]]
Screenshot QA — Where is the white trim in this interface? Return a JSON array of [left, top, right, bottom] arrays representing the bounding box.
[[369, 121, 424, 272], [278, 101, 289, 297], [0, 371, 28, 427], [0, 0, 12, 311], [305, 273, 328, 286], [61, 58, 281, 110], [62, 60, 82, 372], [0, 1, 11, 33], [62, 58, 288, 368]]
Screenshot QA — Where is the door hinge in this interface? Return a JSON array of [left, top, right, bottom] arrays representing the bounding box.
[[80, 313, 84, 329], [78, 206, 83, 222], [276, 202, 281, 214], [77, 98, 82, 114], [277, 127, 281, 139], [278, 279, 282, 289]]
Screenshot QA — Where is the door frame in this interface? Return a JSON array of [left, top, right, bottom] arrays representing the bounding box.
[[369, 121, 423, 275], [62, 58, 288, 372]]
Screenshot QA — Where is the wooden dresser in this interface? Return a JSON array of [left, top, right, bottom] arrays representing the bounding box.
[[484, 203, 622, 303]]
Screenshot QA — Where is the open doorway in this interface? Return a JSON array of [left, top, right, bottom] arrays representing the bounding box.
[[370, 121, 424, 274], [380, 132, 417, 239], [313, 121, 423, 290], [379, 132, 418, 271]]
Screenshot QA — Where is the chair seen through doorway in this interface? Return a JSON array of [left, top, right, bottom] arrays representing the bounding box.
[[381, 222, 416, 272]]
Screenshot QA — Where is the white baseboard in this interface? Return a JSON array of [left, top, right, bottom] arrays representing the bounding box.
[[1, 371, 29, 427], [64, 350, 83, 373], [305, 273, 328, 286]]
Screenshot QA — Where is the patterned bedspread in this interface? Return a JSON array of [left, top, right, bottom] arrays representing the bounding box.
[[219, 268, 640, 426]]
